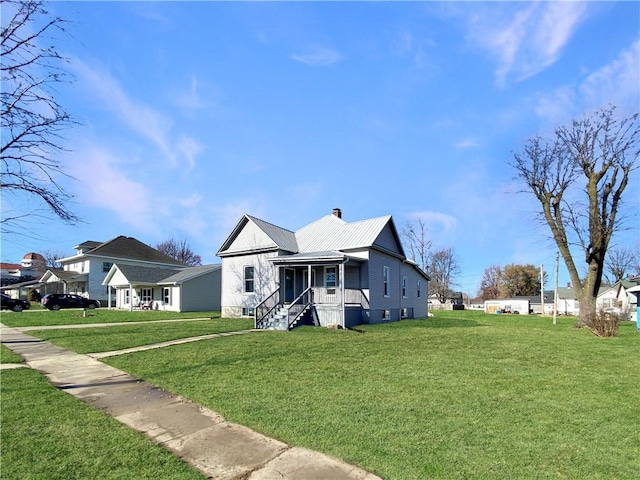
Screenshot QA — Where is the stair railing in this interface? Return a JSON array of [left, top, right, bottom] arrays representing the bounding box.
[[286, 287, 312, 330], [255, 288, 280, 329]]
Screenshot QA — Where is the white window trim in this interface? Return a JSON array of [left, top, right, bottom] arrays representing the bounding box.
[[244, 266, 255, 294], [402, 276, 408, 298], [324, 266, 337, 288], [383, 266, 390, 298]]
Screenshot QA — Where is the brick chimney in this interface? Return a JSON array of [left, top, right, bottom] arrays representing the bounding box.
[[332, 208, 342, 219]]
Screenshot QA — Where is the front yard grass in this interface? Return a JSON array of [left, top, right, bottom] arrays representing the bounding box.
[[103, 311, 640, 480], [1, 344, 24, 363], [0, 308, 221, 328], [1, 369, 206, 480], [28, 317, 254, 354]]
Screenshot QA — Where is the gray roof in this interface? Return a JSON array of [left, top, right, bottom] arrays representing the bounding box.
[[221, 213, 397, 256], [105, 264, 221, 286], [246, 215, 298, 253], [159, 264, 221, 284], [61, 236, 184, 266], [269, 251, 363, 264], [297, 215, 392, 252]]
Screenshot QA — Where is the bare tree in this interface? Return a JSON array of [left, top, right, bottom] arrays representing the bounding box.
[[511, 106, 639, 332], [42, 249, 64, 269], [605, 246, 636, 283], [478, 265, 502, 301], [156, 237, 202, 266], [1, 0, 78, 230], [429, 247, 460, 304], [401, 219, 431, 272]]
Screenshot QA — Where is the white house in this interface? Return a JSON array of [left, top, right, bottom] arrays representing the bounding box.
[[217, 209, 430, 330], [102, 263, 221, 312], [596, 278, 640, 320], [40, 236, 185, 305]]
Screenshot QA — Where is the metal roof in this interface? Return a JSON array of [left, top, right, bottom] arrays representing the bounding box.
[[247, 215, 298, 253], [296, 214, 391, 252]]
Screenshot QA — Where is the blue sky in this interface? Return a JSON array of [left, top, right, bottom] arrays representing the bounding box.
[[2, 1, 639, 296]]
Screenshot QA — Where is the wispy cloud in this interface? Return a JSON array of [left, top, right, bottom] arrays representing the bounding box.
[[174, 75, 204, 111], [68, 145, 155, 231], [291, 45, 343, 67], [534, 39, 639, 125], [466, 2, 588, 86], [406, 210, 458, 235], [455, 138, 481, 149], [71, 60, 203, 169], [580, 39, 640, 109]]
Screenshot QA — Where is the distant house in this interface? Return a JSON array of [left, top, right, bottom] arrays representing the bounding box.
[[217, 209, 430, 330], [0, 252, 47, 299], [102, 264, 221, 312], [596, 278, 640, 320], [485, 287, 579, 316], [40, 236, 185, 305], [1, 252, 46, 287]]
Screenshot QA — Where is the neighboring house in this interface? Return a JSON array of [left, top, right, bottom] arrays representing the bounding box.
[[428, 291, 464, 310], [40, 236, 185, 305], [217, 209, 430, 330], [1, 252, 46, 287], [485, 287, 579, 316], [626, 284, 640, 325], [102, 264, 221, 312], [596, 278, 640, 320]]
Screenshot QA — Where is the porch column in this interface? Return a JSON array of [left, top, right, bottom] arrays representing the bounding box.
[[307, 265, 312, 300], [129, 284, 133, 312], [340, 262, 345, 328]]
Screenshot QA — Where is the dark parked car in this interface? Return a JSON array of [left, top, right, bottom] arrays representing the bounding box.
[[0, 293, 31, 312], [41, 294, 101, 311]]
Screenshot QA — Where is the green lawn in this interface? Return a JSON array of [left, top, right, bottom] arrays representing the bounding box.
[[101, 311, 640, 480], [1, 344, 24, 363], [29, 318, 254, 353], [0, 308, 221, 327], [0, 369, 206, 480]]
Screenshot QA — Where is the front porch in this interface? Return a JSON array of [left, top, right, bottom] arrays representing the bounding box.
[[255, 256, 370, 330]]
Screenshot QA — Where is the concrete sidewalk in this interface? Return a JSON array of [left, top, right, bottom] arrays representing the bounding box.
[[1, 324, 382, 480]]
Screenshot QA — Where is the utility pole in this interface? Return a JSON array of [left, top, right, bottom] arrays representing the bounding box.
[[540, 264, 545, 316], [553, 252, 559, 325]]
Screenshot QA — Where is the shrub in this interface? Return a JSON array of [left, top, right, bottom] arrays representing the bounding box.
[[590, 309, 620, 337], [27, 288, 41, 302]]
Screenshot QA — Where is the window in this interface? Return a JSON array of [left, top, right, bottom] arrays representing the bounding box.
[[163, 287, 171, 305], [325, 267, 336, 287], [383, 266, 390, 297], [401, 308, 408, 318], [402, 276, 407, 298], [417, 280, 421, 298], [102, 262, 113, 272], [244, 266, 254, 293], [141, 288, 153, 302], [242, 307, 255, 317], [124, 290, 130, 305], [382, 309, 390, 320]]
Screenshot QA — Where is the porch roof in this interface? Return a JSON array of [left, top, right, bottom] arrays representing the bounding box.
[[41, 269, 88, 283], [268, 251, 364, 265]]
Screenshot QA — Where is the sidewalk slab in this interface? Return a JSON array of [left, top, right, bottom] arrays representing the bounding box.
[[1, 324, 383, 480]]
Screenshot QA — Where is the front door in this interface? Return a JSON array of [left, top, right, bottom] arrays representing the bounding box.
[[284, 269, 295, 303]]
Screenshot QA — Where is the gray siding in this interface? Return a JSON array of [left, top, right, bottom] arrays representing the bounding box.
[[372, 224, 402, 256], [180, 270, 221, 312]]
